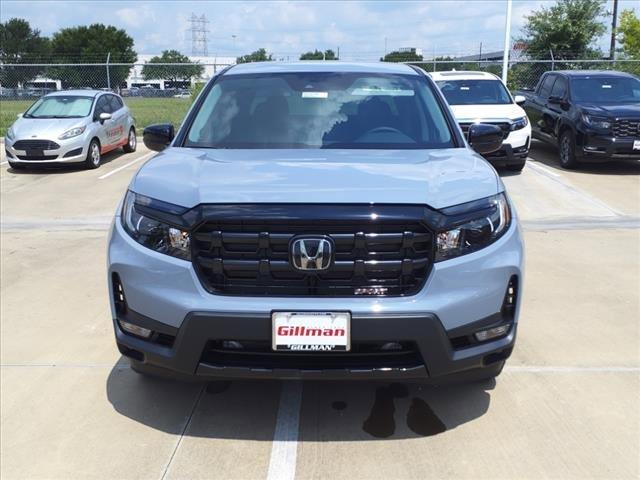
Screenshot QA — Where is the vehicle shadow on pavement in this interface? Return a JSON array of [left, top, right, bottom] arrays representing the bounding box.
[[528, 140, 640, 176], [106, 360, 494, 441]]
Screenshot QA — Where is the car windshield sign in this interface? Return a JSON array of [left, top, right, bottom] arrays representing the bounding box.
[[24, 96, 94, 118], [570, 77, 640, 103], [184, 72, 454, 149], [436, 79, 512, 105]]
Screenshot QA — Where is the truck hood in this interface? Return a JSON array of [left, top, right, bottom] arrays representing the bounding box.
[[11, 116, 88, 140], [132, 148, 500, 210], [449, 103, 526, 122], [580, 103, 640, 118]]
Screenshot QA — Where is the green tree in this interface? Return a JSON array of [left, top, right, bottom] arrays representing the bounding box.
[[381, 49, 423, 62], [617, 9, 640, 59], [48, 23, 137, 88], [299, 49, 338, 60], [141, 50, 204, 86], [236, 48, 272, 64], [519, 0, 608, 59], [0, 18, 50, 87]]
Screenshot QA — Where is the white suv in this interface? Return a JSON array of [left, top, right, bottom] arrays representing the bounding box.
[[431, 71, 531, 172]]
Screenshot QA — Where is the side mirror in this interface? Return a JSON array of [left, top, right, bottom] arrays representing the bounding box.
[[143, 123, 175, 152], [99, 112, 112, 123], [548, 95, 562, 104], [514, 95, 526, 106], [468, 123, 503, 155], [16, 113, 23, 118]]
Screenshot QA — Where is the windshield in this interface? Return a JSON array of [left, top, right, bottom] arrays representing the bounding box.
[[184, 72, 454, 149], [24, 95, 94, 118], [570, 77, 640, 103], [436, 79, 512, 105]]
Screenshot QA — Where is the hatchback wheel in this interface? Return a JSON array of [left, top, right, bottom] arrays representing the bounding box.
[[84, 139, 101, 169], [123, 128, 137, 153]]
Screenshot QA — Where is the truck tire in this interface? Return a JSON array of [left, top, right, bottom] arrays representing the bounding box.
[[559, 130, 579, 169]]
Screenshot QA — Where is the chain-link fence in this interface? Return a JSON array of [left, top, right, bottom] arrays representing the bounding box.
[[1, 59, 638, 97], [0, 62, 233, 99]]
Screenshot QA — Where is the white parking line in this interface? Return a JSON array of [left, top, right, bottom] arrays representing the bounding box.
[[98, 152, 154, 180], [527, 160, 562, 177], [266, 381, 303, 480]]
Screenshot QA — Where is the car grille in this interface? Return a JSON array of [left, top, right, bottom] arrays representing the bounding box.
[[16, 154, 58, 161], [12, 140, 60, 151], [613, 119, 640, 138], [200, 340, 423, 370], [459, 122, 511, 140], [191, 209, 433, 296]]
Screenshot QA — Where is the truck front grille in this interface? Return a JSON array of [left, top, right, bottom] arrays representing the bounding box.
[[191, 206, 433, 296], [613, 119, 640, 138]]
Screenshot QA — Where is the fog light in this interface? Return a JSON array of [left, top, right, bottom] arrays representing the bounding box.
[[222, 340, 243, 350], [118, 320, 152, 339], [474, 324, 510, 342]]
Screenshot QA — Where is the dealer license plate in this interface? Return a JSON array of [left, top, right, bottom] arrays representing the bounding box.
[[272, 311, 350, 352]]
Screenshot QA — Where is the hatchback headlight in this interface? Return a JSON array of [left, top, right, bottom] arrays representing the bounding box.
[[510, 116, 528, 131], [7, 126, 15, 141], [58, 126, 86, 140], [581, 114, 611, 130], [435, 193, 512, 261], [121, 191, 191, 261]]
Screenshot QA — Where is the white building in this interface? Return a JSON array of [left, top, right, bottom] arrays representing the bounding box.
[[126, 54, 236, 89]]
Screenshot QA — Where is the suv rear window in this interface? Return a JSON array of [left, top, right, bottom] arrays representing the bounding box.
[[436, 79, 512, 105], [184, 72, 454, 149]]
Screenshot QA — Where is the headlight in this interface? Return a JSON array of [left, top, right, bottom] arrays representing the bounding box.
[[510, 116, 528, 131], [581, 114, 611, 130], [435, 193, 512, 261], [6, 126, 15, 141], [58, 126, 86, 140], [121, 191, 191, 261]]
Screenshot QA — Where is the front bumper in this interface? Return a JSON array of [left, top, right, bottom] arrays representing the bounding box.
[[484, 126, 531, 167], [5, 135, 87, 164], [577, 132, 640, 161], [108, 213, 524, 381]]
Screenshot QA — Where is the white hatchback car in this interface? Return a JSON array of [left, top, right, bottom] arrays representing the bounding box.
[[5, 90, 136, 170], [431, 71, 531, 172]]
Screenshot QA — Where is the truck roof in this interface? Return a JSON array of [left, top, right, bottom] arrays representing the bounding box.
[[551, 70, 638, 78], [225, 61, 420, 76]]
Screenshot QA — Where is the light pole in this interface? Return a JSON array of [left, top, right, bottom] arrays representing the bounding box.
[[501, 0, 513, 83]]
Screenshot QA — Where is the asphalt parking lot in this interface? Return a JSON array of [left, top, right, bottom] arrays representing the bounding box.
[[1, 141, 639, 479]]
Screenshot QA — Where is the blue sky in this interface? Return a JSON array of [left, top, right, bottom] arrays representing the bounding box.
[[2, 0, 637, 60]]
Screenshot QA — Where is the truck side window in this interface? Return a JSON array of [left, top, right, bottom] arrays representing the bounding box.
[[538, 75, 556, 99], [550, 76, 567, 99]]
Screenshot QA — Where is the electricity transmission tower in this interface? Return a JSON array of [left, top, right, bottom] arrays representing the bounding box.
[[189, 13, 209, 56]]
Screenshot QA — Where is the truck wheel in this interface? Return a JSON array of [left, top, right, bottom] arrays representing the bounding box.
[[123, 128, 137, 153], [84, 139, 101, 169], [559, 130, 579, 169]]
